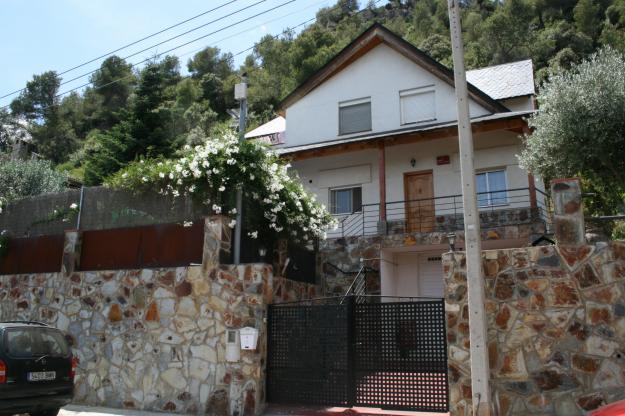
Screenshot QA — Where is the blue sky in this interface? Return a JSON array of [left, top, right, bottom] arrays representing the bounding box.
[[0, 0, 335, 107]]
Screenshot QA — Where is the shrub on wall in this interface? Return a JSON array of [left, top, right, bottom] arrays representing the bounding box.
[[106, 131, 335, 242], [0, 157, 68, 209]]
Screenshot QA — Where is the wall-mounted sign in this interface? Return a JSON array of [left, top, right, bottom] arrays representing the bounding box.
[[436, 155, 450, 165]]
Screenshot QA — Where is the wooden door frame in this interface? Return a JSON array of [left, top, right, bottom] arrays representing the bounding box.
[[403, 170, 434, 202], [403, 170, 434, 233]]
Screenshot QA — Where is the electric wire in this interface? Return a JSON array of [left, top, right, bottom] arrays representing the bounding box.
[[0, 0, 243, 100], [1, 0, 381, 113], [57, 0, 270, 90], [0, 0, 297, 111]]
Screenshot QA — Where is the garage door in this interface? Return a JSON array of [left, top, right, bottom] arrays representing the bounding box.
[[417, 253, 444, 298]]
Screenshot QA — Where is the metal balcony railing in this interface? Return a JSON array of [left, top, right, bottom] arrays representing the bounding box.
[[326, 187, 551, 239]]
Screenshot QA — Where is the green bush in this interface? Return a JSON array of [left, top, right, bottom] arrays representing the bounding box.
[[0, 157, 67, 210]]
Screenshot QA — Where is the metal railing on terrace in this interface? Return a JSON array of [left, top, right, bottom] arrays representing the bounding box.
[[327, 187, 551, 239]]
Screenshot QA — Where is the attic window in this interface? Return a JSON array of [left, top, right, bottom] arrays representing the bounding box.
[[400, 87, 436, 125], [339, 98, 371, 135]]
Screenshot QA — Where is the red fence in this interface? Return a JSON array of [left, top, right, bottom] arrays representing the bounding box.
[[79, 221, 204, 271], [0, 234, 65, 275]]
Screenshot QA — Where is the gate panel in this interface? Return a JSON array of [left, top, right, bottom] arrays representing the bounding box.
[[267, 303, 350, 407], [267, 298, 449, 412], [354, 300, 449, 412]]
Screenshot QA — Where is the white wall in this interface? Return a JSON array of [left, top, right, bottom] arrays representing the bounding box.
[[380, 250, 445, 299], [283, 43, 491, 148], [291, 131, 544, 226], [501, 96, 534, 112]]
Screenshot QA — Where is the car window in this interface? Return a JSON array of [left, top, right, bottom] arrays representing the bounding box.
[[5, 328, 69, 357], [6, 328, 38, 357], [39, 329, 69, 356]]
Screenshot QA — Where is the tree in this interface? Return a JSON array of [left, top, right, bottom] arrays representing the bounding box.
[[519, 47, 625, 214], [0, 157, 67, 209], [9, 72, 80, 163], [85, 56, 136, 130]]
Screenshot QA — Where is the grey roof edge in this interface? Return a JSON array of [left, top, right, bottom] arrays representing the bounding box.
[[276, 110, 534, 155]]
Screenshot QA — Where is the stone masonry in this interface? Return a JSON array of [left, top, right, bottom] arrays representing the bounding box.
[[444, 242, 625, 415], [0, 216, 320, 416], [443, 178, 625, 415]]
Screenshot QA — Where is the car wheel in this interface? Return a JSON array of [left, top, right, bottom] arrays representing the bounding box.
[[30, 409, 61, 416]]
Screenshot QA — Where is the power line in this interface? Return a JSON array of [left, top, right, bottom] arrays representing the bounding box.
[[0, 0, 243, 101], [2, 0, 382, 113], [57, 0, 270, 91], [1, 0, 296, 111], [175, 0, 329, 61]]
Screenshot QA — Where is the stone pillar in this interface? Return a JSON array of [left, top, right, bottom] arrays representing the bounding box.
[[62, 229, 82, 275], [551, 178, 585, 245], [202, 216, 231, 270]]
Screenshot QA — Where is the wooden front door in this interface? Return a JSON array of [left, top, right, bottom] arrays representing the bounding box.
[[404, 171, 434, 233]]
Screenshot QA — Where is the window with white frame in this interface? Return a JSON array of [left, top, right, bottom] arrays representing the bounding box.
[[330, 186, 362, 214], [400, 86, 436, 125], [339, 98, 371, 135], [476, 170, 508, 207]]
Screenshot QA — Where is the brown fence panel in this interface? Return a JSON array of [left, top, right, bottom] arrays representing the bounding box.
[[0, 235, 64, 275], [79, 221, 204, 271]]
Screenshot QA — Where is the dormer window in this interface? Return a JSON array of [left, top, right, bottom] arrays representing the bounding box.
[[400, 86, 436, 125], [339, 98, 371, 135]]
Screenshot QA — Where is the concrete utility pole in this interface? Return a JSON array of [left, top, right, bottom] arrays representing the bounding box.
[[446, 0, 492, 414], [233, 75, 248, 265]]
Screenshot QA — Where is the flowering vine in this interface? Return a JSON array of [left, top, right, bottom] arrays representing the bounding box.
[[106, 131, 334, 242]]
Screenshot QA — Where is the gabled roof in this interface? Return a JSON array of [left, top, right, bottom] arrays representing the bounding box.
[[278, 23, 509, 114], [466, 59, 535, 100]]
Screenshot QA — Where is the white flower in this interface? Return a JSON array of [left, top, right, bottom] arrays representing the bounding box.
[[218, 185, 225, 192], [69, 203, 78, 210], [229, 208, 237, 215], [183, 221, 193, 227], [228, 219, 237, 228], [212, 204, 222, 214], [159, 172, 165, 178], [250, 174, 255, 180], [122, 173, 128, 178], [169, 172, 174, 180], [142, 176, 148, 182], [188, 185, 196, 193], [248, 231, 258, 239]]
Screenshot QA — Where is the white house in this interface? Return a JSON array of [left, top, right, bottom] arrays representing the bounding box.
[[246, 24, 548, 299]]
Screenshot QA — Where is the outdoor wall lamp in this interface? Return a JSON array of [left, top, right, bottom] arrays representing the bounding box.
[[410, 158, 416, 168], [447, 232, 456, 252]]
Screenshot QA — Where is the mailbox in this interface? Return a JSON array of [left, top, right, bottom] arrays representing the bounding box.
[[240, 327, 259, 350]]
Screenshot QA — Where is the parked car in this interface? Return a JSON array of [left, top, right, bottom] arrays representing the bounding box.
[[591, 400, 625, 416], [0, 321, 76, 416]]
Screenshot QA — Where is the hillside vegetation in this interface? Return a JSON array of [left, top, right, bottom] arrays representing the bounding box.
[[1, 0, 624, 184]]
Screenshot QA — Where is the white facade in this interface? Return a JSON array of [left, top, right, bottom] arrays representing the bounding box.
[[265, 25, 540, 299], [282, 44, 491, 148], [292, 130, 544, 232]]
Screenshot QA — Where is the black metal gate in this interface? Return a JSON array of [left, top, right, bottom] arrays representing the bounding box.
[[267, 297, 449, 412]]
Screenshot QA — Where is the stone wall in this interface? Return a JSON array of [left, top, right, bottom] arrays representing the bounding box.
[[0, 215, 320, 415], [387, 207, 545, 235], [0, 264, 270, 415], [443, 241, 625, 415], [318, 220, 545, 296]]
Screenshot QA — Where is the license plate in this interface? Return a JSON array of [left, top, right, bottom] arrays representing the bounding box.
[[28, 371, 56, 381]]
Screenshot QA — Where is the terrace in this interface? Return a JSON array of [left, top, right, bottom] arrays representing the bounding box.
[[326, 187, 551, 239]]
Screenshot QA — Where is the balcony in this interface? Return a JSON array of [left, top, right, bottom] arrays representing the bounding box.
[[327, 187, 550, 239]]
